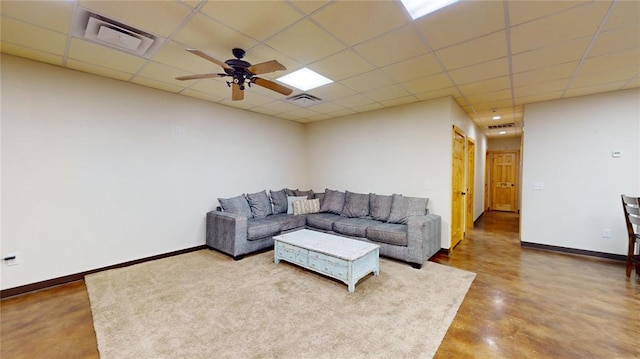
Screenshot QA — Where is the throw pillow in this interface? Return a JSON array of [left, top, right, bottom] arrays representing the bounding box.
[[314, 192, 325, 207], [295, 189, 315, 199], [341, 191, 370, 218], [292, 199, 320, 215], [370, 193, 393, 222], [270, 189, 288, 214], [218, 194, 253, 218], [286, 196, 308, 215], [387, 194, 429, 224], [319, 188, 346, 215], [246, 190, 273, 219]]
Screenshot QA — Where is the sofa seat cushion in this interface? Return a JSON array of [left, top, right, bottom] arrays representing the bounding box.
[[332, 217, 380, 237], [268, 213, 307, 231], [366, 223, 408, 246], [246, 218, 281, 241], [306, 213, 341, 231]]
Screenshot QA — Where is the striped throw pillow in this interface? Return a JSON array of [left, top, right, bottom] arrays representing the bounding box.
[[292, 198, 320, 215]]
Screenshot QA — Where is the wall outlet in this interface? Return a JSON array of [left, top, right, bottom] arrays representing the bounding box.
[[602, 229, 612, 238], [3, 252, 20, 266]]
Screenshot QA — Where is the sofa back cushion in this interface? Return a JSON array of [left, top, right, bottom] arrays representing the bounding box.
[[370, 193, 393, 222], [246, 190, 273, 219], [341, 191, 370, 218], [319, 188, 346, 214], [270, 189, 288, 214], [387, 194, 429, 224], [287, 196, 308, 214], [293, 198, 320, 215], [295, 189, 315, 199], [218, 194, 253, 218]]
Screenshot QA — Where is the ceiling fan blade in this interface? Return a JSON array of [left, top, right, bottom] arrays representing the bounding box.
[[175, 73, 227, 81], [247, 60, 286, 75], [232, 83, 244, 101], [252, 77, 293, 96], [186, 49, 232, 70]]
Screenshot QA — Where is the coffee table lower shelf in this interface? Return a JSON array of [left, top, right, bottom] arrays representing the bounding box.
[[274, 230, 380, 293]]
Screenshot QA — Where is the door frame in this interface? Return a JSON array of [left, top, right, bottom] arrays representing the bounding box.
[[466, 137, 475, 228], [451, 126, 466, 250]]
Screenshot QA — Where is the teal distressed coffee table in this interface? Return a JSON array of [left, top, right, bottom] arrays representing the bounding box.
[[274, 229, 380, 292]]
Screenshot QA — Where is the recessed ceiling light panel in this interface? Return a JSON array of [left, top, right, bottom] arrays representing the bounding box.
[[492, 115, 501, 120], [400, 0, 459, 20], [277, 68, 333, 91]]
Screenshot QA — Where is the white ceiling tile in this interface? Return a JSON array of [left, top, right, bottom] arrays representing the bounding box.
[[415, 87, 461, 101], [564, 80, 628, 98], [312, 1, 408, 46], [507, 1, 588, 26], [1, 17, 67, 55], [580, 48, 640, 75], [333, 94, 376, 109], [353, 25, 429, 68], [172, 14, 258, 55], [381, 54, 443, 82], [265, 19, 345, 64], [458, 76, 511, 96], [308, 49, 374, 81], [364, 85, 411, 102], [512, 62, 578, 88], [510, 1, 611, 54], [341, 70, 395, 93], [514, 79, 569, 98], [414, 0, 505, 50], [289, 1, 331, 15], [572, 64, 639, 88], [449, 58, 510, 84], [66, 58, 133, 81], [1, 0, 73, 33], [0, 42, 63, 66], [403, 73, 454, 93], [603, 0, 640, 30], [436, 31, 507, 70], [137, 61, 196, 88], [309, 83, 356, 101], [200, 1, 303, 41], [67, 38, 146, 73], [152, 41, 220, 75], [511, 37, 590, 73], [588, 24, 640, 58]]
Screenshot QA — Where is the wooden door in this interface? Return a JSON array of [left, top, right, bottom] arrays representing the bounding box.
[[466, 139, 475, 228], [451, 127, 465, 249], [489, 151, 519, 212]]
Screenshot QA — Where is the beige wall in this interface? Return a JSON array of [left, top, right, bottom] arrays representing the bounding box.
[[521, 89, 640, 255], [306, 97, 487, 248], [1, 55, 306, 290]]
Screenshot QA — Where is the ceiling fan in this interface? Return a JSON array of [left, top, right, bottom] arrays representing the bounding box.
[[175, 48, 293, 101]]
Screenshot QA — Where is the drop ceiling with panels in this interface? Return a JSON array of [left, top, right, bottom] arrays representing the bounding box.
[[1, 0, 638, 138]]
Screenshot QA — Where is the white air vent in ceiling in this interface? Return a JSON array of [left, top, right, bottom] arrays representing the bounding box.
[[286, 93, 323, 107], [487, 122, 515, 130], [72, 7, 165, 59]]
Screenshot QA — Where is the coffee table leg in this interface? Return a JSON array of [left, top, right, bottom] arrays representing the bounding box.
[[348, 282, 355, 293]]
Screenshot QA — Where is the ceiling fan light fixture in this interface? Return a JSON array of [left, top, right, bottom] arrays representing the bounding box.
[[400, 0, 459, 20], [276, 68, 333, 91]]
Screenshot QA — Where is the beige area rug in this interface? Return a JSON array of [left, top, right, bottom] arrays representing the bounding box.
[[85, 249, 475, 359]]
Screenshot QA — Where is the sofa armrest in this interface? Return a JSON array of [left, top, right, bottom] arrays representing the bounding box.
[[406, 214, 442, 265], [206, 210, 248, 257]]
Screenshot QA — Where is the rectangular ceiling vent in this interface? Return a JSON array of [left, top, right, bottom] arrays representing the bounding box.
[[286, 93, 324, 107], [72, 8, 165, 59], [487, 122, 515, 130]]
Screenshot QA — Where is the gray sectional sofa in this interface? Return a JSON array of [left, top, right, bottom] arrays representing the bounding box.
[[206, 188, 442, 269]]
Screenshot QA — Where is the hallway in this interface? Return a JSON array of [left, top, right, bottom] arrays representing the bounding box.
[[434, 211, 639, 358]]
